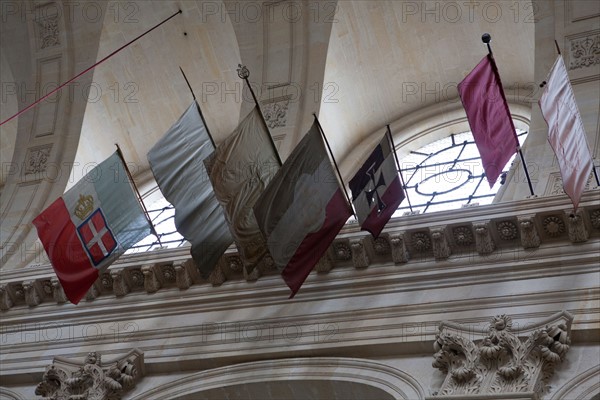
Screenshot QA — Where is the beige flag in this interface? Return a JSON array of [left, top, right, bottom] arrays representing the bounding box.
[[204, 107, 280, 274]]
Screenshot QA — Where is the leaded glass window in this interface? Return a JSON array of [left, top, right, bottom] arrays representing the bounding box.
[[395, 129, 528, 215]]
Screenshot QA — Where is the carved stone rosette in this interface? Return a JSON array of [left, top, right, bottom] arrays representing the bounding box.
[[429, 311, 573, 399], [35, 349, 144, 400]]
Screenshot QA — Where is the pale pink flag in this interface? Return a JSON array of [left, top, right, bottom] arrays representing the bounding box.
[[539, 56, 593, 210]]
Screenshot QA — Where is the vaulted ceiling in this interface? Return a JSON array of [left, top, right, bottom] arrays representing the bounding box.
[[0, 0, 535, 269], [1, 0, 534, 190]]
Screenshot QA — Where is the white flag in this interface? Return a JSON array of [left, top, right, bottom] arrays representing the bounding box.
[[539, 56, 593, 210]]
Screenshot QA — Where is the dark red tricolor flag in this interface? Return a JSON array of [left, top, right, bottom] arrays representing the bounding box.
[[253, 122, 352, 297], [458, 55, 519, 187]]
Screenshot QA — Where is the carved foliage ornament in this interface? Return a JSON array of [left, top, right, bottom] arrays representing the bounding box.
[[37, 16, 60, 49], [569, 34, 600, 70], [35, 350, 144, 400], [25, 146, 52, 175], [431, 312, 573, 398], [262, 99, 289, 129]]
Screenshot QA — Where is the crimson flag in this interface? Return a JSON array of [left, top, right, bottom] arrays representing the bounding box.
[[458, 55, 519, 187]]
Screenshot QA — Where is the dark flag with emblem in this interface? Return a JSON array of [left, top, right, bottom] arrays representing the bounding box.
[[349, 132, 405, 238], [32, 152, 152, 304]]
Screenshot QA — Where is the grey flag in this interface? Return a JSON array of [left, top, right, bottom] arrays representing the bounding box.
[[147, 101, 232, 277]]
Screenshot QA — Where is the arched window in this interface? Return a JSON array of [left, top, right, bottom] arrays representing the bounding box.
[[127, 197, 184, 253], [396, 129, 528, 215], [130, 128, 528, 251]]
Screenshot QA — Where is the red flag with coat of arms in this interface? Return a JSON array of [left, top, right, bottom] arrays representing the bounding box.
[[33, 152, 152, 304]]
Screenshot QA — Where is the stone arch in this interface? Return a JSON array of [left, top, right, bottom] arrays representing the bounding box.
[[0, 1, 106, 270], [340, 100, 531, 180], [131, 357, 425, 400], [0, 387, 26, 400], [550, 365, 600, 400]]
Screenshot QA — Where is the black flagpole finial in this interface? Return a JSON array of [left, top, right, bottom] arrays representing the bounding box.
[[482, 33, 492, 55], [237, 64, 249, 80]]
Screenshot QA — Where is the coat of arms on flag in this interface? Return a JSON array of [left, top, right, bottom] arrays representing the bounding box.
[[76, 206, 117, 266], [33, 152, 152, 304]]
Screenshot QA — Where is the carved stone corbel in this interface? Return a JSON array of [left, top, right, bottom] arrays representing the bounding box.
[[430, 227, 451, 260], [110, 269, 130, 297], [0, 284, 14, 310], [140, 264, 161, 293], [174, 262, 192, 290], [315, 253, 333, 273], [84, 282, 101, 301], [50, 278, 67, 304], [518, 215, 541, 249], [209, 262, 227, 286], [565, 209, 589, 243], [350, 239, 369, 269], [244, 265, 261, 282], [257, 254, 276, 273], [390, 234, 409, 263], [22, 280, 41, 307], [473, 221, 495, 255]]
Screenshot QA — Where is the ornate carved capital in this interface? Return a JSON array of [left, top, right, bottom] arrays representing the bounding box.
[[430, 311, 573, 399], [35, 349, 144, 400]]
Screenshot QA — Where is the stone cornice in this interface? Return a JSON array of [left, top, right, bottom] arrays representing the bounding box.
[[1, 192, 599, 312], [1, 193, 598, 383]]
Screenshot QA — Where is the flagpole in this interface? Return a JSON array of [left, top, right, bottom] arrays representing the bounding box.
[[115, 144, 163, 247], [1, 9, 183, 127], [482, 33, 535, 196], [386, 125, 413, 212], [554, 40, 562, 55], [179, 66, 217, 148], [236, 64, 283, 166], [313, 113, 356, 217]]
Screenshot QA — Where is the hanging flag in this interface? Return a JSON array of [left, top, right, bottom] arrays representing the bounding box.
[[147, 101, 233, 277], [349, 132, 405, 238], [539, 56, 593, 210], [458, 54, 519, 187], [32, 152, 152, 304], [254, 122, 352, 297], [204, 107, 280, 274]]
